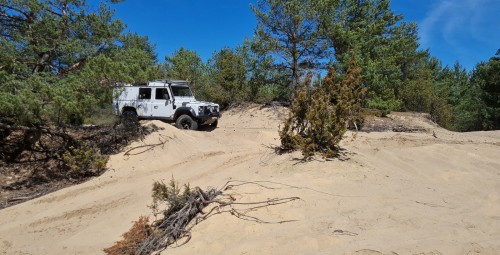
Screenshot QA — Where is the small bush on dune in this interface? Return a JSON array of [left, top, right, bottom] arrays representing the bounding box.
[[104, 178, 197, 255], [62, 144, 109, 178], [150, 179, 194, 218], [279, 57, 366, 159]]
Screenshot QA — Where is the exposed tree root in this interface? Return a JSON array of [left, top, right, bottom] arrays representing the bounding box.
[[106, 180, 300, 255]]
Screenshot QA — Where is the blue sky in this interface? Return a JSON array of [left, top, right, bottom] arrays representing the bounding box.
[[110, 0, 500, 71]]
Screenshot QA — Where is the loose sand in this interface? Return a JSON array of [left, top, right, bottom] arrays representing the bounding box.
[[1, 104, 499, 255]]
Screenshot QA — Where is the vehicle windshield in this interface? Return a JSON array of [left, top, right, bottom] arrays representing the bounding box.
[[171, 86, 193, 97]]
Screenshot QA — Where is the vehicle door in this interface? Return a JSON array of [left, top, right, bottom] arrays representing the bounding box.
[[151, 87, 175, 118], [137, 87, 152, 117]]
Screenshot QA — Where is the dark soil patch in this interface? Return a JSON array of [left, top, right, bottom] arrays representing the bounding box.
[[361, 112, 437, 133], [0, 120, 162, 209]]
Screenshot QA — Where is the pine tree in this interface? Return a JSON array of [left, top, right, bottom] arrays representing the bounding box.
[[471, 50, 500, 130], [164, 48, 205, 93], [203, 47, 247, 107], [0, 1, 160, 125], [251, 0, 329, 98]]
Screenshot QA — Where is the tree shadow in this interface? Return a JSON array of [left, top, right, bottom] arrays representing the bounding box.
[[262, 143, 355, 164], [197, 125, 217, 132]]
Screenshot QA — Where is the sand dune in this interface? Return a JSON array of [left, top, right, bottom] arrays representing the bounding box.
[[0, 104, 499, 255]]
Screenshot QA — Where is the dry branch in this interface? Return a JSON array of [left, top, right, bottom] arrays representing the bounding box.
[[107, 180, 301, 255], [123, 141, 166, 156]]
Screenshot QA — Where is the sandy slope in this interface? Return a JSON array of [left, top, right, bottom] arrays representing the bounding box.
[[1, 105, 499, 255]]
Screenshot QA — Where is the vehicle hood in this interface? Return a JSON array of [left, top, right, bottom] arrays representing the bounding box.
[[174, 97, 219, 107]]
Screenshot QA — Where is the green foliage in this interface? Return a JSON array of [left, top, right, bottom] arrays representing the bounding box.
[[251, 0, 329, 96], [164, 47, 205, 93], [0, 0, 124, 76], [0, 72, 89, 125], [151, 178, 193, 218], [400, 65, 434, 113], [62, 144, 109, 178], [280, 58, 364, 158], [452, 86, 484, 131], [429, 94, 453, 129], [201, 47, 248, 107], [1, 0, 497, 133], [431, 61, 486, 131], [337, 57, 368, 129], [163, 42, 290, 107], [470, 50, 500, 130], [85, 106, 119, 125], [317, 0, 431, 115], [238, 38, 290, 103], [0, 1, 160, 126], [365, 89, 403, 116]]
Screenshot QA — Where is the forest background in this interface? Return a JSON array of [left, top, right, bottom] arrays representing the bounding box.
[[1, 0, 499, 132]]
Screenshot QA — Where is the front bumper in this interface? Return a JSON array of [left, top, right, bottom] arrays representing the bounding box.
[[197, 112, 221, 125]]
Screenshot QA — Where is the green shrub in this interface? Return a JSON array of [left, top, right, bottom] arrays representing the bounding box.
[[150, 178, 193, 218], [84, 106, 119, 125], [62, 144, 109, 178], [365, 88, 402, 116], [279, 57, 365, 159]]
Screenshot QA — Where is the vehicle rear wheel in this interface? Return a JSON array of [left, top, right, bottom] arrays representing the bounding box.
[[176, 114, 198, 130], [122, 110, 138, 123], [121, 110, 138, 131]]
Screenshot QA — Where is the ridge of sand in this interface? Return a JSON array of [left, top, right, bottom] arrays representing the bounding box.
[[0, 105, 499, 255]]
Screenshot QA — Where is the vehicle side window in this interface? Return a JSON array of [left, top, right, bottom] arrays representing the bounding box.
[[138, 88, 151, 99], [155, 88, 170, 100]]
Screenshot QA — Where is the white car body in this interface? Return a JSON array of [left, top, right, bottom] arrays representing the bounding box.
[[112, 80, 220, 129]]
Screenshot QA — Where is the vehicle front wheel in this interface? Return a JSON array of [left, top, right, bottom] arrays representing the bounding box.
[[176, 114, 198, 130], [210, 120, 218, 128]]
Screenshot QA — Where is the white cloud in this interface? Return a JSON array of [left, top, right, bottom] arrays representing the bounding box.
[[419, 0, 497, 48], [418, 0, 500, 68]]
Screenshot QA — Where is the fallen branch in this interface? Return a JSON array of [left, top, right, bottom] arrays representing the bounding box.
[[392, 125, 427, 133], [106, 180, 301, 255], [123, 137, 168, 157], [7, 193, 41, 203]]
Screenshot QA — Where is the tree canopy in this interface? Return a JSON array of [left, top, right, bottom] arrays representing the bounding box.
[[1, 0, 498, 132], [0, 0, 160, 125], [251, 0, 329, 98]]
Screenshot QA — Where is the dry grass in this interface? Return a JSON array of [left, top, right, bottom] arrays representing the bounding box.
[[103, 216, 153, 255]]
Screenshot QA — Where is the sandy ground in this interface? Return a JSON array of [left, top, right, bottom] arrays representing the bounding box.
[[1, 105, 499, 255]]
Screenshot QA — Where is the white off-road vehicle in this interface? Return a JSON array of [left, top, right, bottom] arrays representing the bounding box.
[[112, 80, 220, 130]]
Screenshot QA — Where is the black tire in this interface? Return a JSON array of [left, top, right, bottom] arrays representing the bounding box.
[[176, 114, 198, 130], [122, 110, 138, 122], [121, 110, 138, 129], [210, 120, 218, 128]]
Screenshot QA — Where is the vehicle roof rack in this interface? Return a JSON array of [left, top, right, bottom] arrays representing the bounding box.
[[148, 79, 189, 86], [118, 79, 191, 87]]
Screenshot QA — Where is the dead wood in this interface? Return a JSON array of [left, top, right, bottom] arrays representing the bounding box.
[[7, 193, 41, 203], [128, 181, 300, 255], [392, 125, 427, 133], [123, 137, 168, 157]]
